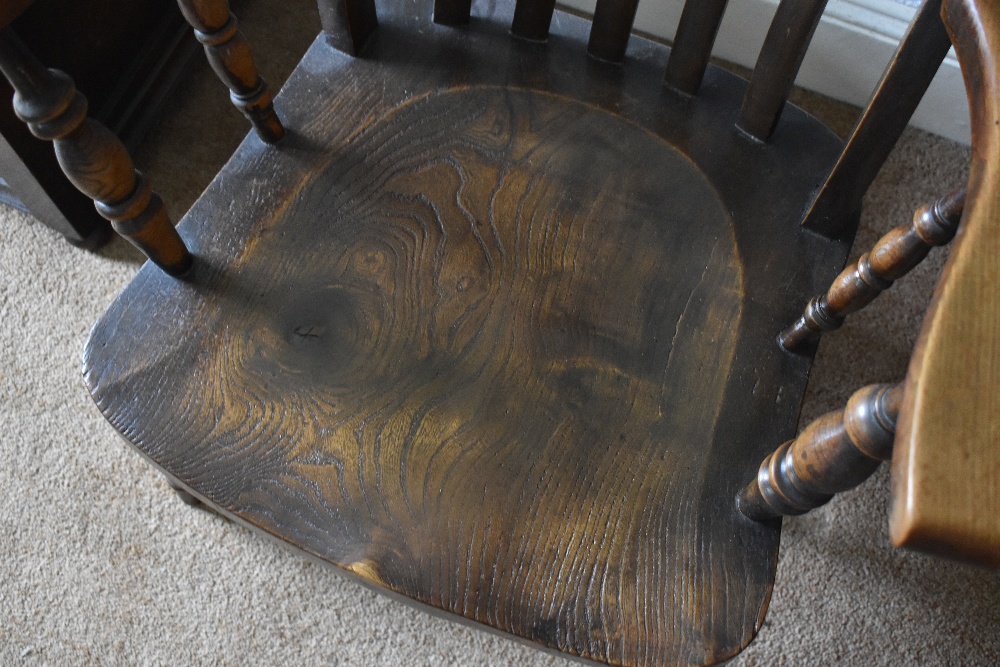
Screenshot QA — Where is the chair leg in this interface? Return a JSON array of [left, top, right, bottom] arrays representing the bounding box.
[[166, 478, 204, 507], [175, 0, 284, 144], [0, 28, 192, 276], [738, 383, 901, 521]]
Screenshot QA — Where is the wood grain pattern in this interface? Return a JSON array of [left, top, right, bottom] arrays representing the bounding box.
[[780, 187, 965, 352], [83, 1, 856, 664], [176, 0, 283, 143], [739, 384, 901, 520], [800, 0, 952, 237], [891, 0, 1000, 568], [0, 27, 190, 274], [737, 0, 828, 142]]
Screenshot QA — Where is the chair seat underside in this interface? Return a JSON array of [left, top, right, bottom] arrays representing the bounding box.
[[83, 3, 854, 665]]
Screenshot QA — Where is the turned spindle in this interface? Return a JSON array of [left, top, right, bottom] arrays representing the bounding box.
[[0, 28, 191, 275], [176, 0, 284, 143], [738, 383, 902, 521], [780, 186, 966, 352]]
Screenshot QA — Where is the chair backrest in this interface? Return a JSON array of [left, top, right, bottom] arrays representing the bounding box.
[[320, 0, 953, 238]]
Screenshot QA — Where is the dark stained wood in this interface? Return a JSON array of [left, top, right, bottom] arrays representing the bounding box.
[[433, 0, 471, 26], [891, 0, 1000, 568], [0, 0, 199, 246], [0, 0, 32, 29], [780, 186, 966, 352], [737, 0, 828, 141], [800, 0, 953, 237], [588, 0, 640, 63], [83, 1, 856, 664], [317, 0, 378, 55], [511, 0, 557, 42], [664, 0, 729, 95], [738, 384, 901, 520], [0, 28, 191, 275], [176, 0, 284, 143]]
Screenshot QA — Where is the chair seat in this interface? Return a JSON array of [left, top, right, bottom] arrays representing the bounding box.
[[83, 3, 855, 665]]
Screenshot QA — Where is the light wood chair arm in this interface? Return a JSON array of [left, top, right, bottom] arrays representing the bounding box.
[[890, 0, 1000, 567]]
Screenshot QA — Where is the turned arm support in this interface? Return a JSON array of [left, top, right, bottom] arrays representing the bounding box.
[[780, 186, 965, 352], [176, 0, 284, 143], [0, 28, 191, 275], [739, 383, 902, 521]]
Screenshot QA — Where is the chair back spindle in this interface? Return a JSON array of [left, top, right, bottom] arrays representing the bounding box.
[[737, 0, 828, 141], [318, 0, 379, 55], [801, 0, 952, 237], [588, 0, 641, 63], [664, 0, 729, 94], [0, 28, 191, 275], [176, 0, 284, 144], [511, 0, 557, 41], [434, 0, 472, 25]]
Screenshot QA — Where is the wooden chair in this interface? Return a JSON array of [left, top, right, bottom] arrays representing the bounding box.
[[2, 0, 996, 663]]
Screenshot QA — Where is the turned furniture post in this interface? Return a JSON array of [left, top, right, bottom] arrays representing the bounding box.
[[780, 186, 966, 352], [739, 383, 902, 521], [0, 28, 191, 275], [175, 0, 284, 143]]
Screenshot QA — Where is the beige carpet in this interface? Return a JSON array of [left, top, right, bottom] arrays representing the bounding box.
[[2, 2, 999, 665]]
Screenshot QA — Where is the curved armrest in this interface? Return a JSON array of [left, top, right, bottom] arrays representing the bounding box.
[[890, 0, 1000, 567]]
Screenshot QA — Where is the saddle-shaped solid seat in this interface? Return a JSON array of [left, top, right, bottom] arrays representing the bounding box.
[[79, 3, 851, 664]]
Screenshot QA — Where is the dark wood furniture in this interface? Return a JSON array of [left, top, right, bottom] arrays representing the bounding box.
[[2, 0, 996, 664], [0, 0, 198, 247]]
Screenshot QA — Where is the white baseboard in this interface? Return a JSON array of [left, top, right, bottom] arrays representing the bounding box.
[[559, 0, 970, 145]]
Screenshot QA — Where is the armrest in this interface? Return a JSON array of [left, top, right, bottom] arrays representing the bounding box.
[[890, 0, 1000, 567]]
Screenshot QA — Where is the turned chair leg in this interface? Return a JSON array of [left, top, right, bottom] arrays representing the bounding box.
[[0, 28, 191, 275], [175, 0, 284, 144], [738, 383, 902, 521]]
